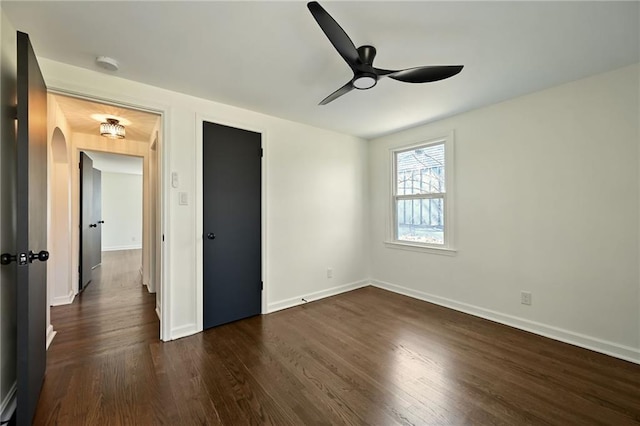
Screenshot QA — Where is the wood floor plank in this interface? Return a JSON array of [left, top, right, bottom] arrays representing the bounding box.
[[34, 253, 640, 425]]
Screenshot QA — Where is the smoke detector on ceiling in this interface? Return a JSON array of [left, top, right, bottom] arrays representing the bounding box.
[[95, 56, 119, 72]]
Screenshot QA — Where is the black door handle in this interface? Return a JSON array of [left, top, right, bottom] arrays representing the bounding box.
[[0, 253, 17, 265], [29, 250, 49, 263], [207, 233, 216, 240], [1, 250, 49, 265], [89, 223, 97, 228], [98, 220, 104, 224]]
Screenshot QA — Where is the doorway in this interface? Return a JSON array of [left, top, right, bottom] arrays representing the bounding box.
[[79, 151, 144, 291], [47, 93, 163, 333]]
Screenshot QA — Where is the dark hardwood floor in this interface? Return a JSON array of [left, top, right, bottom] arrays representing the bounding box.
[[36, 252, 640, 424]]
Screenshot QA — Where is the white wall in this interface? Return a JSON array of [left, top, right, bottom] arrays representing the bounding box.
[[0, 9, 17, 421], [369, 64, 640, 363], [101, 171, 143, 251], [38, 58, 370, 340], [48, 96, 73, 307], [263, 120, 370, 308]]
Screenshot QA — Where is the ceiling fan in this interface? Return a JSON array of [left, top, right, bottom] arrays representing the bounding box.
[[307, 1, 464, 105]]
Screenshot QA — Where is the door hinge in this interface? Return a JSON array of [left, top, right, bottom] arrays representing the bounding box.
[[260, 148, 263, 158], [162, 234, 165, 242], [261, 281, 263, 290]]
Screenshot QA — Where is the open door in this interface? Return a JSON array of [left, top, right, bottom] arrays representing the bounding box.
[[0, 31, 49, 426], [79, 151, 93, 290], [92, 168, 102, 269]]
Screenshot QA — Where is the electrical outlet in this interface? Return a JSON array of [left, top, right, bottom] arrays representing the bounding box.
[[327, 268, 333, 278], [521, 291, 532, 305]]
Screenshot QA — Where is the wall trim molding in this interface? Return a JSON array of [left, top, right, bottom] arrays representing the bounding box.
[[267, 280, 370, 313], [371, 280, 640, 365], [102, 245, 142, 252], [0, 382, 16, 423], [170, 323, 198, 341], [46, 324, 57, 350], [50, 289, 75, 306]]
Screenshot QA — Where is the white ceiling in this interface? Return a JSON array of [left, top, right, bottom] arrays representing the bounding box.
[[3, 1, 639, 139]]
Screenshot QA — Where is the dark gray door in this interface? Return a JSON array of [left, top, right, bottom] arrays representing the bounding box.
[[92, 168, 102, 269], [79, 152, 93, 290], [202, 121, 261, 329], [16, 31, 48, 426]]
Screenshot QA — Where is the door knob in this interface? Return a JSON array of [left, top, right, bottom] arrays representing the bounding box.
[[98, 220, 104, 224], [0, 253, 17, 265], [89, 223, 97, 228], [207, 233, 216, 240], [1, 253, 28, 265], [1, 250, 48, 265], [29, 250, 49, 263]]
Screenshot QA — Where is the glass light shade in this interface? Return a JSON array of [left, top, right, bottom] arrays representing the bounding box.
[[100, 118, 125, 139], [353, 75, 377, 90]]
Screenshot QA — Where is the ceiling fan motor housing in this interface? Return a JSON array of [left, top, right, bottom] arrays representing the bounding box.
[[353, 45, 378, 89], [357, 45, 377, 65]]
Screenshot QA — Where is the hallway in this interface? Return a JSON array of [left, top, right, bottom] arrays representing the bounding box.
[[35, 250, 159, 423]]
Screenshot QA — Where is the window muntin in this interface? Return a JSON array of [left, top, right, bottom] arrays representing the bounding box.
[[393, 140, 449, 247]]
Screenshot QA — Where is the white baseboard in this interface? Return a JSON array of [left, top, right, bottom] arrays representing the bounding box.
[[371, 280, 640, 364], [0, 381, 16, 423], [46, 324, 57, 350], [51, 289, 75, 306], [170, 323, 198, 340], [267, 279, 370, 313], [102, 245, 142, 252]]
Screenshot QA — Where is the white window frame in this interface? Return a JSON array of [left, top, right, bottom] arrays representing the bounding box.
[[386, 132, 456, 255]]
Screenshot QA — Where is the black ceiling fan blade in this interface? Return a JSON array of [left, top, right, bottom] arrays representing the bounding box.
[[319, 81, 354, 105], [307, 1, 360, 70], [381, 65, 464, 83]]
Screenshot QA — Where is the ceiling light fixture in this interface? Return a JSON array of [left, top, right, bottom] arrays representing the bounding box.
[[100, 118, 125, 139], [353, 73, 377, 90]]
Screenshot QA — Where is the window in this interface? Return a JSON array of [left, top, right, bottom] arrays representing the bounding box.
[[391, 134, 454, 251]]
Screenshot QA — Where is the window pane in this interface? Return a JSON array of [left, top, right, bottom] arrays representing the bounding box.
[[396, 143, 445, 195], [396, 198, 444, 244]]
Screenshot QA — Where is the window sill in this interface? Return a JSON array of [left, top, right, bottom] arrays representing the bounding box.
[[383, 241, 457, 256]]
